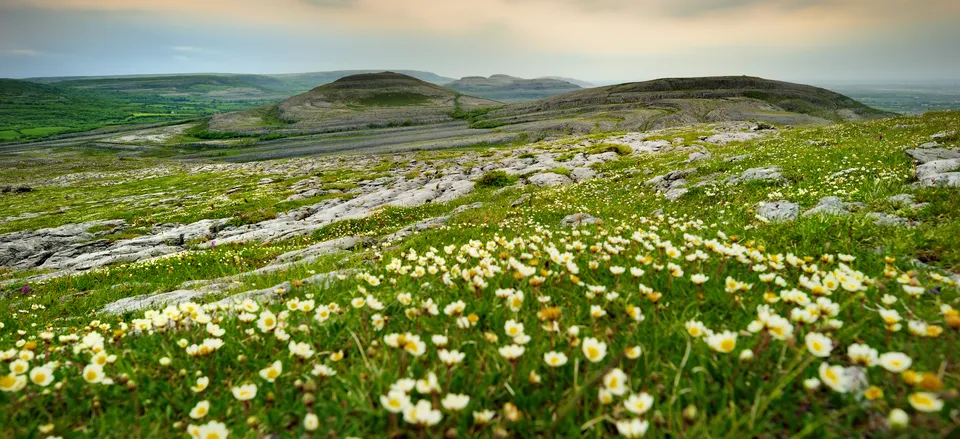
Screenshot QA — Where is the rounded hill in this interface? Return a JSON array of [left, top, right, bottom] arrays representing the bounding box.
[[210, 72, 498, 133]]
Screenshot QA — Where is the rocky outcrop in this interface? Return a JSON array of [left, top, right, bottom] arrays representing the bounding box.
[[756, 200, 799, 222], [0, 220, 127, 269], [803, 197, 864, 217], [726, 167, 784, 185], [561, 213, 602, 227], [529, 173, 573, 187]]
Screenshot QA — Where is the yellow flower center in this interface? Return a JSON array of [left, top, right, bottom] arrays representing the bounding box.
[[587, 347, 600, 359], [720, 339, 735, 352], [0, 375, 15, 389]]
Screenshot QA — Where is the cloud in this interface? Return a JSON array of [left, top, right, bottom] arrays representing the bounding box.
[[6, 48, 42, 56], [171, 46, 201, 52], [3, 0, 959, 57]]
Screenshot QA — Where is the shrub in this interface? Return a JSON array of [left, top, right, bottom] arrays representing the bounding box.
[[476, 170, 517, 188], [587, 143, 632, 156]]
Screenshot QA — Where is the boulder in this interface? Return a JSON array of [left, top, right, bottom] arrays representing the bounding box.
[[570, 167, 597, 182], [528, 172, 573, 187], [803, 197, 865, 217], [560, 213, 602, 227], [905, 148, 960, 164], [756, 200, 799, 222], [726, 167, 784, 185], [866, 213, 917, 227]]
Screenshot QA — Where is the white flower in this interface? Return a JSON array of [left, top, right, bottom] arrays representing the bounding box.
[[615, 418, 650, 438], [498, 344, 525, 361], [908, 392, 943, 412], [804, 332, 833, 358], [582, 337, 607, 362], [194, 421, 229, 439], [887, 408, 909, 429], [847, 343, 878, 367], [380, 390, 411, 413], [189, 400, 210, 419], [403, 399, 443, 427], [232, 384, 257, 401], [623, 392, 654, 415], [603, 368, 628, 396], [803, 378, 821, 390], [818, 363, 849, 393], [878, 352, 912, 373], [440, 393, 470, 411], [544, 351, 568, 367], [304, 413, 319, 431], [438, 349, 465, 366], [472, 409, 496, 424], [288, 341, 315, 359]]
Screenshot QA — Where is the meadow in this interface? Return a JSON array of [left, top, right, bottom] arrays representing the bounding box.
[[0, 110, 958, 438]]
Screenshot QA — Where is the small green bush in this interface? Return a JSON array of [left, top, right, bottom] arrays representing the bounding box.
[[476, 170, 518, 188], [587, 143, 632, 155]]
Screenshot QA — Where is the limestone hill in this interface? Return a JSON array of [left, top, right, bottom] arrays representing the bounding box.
[[209, 72, 499, 133], [445, 74, 582, 102], [471, 76, 893, 133]]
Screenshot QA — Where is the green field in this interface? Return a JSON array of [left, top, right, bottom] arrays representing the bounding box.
[[0, 110, 958, 437]]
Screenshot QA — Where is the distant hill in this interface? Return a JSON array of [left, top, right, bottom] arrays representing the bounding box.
[[445, 75, 582, 102], [25, 70, 457, 99], [0, 76, 274, 142], [208, 72, 499, 133], [0, 79, 135, 141], [51, 74, 290, 101], [539, 76, 595, 88], [467, 76, 893, 132]]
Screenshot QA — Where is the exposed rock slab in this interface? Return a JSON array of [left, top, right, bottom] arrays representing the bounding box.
[[756, 200, 799, 222], [803, 197, 865, 217], [726, 167, 784, 185], [528, 172, 573, 187], [905, 148, 960, 164], [561, 213, 602, 227]]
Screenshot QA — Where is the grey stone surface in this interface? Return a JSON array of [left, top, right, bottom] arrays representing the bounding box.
[[726, 167, 784, 185], [915, 159, 960, 187], [511, 194, 531, 207], [570, 167, 597, 182], [528, 172, 573, 187], [560, 213, 602, 227], [905, 148, 960, 164], [756, 200, 800, 222], [803, 197, 865, 217], [703, 132, 760, 144], [866, 212, 917, 227]]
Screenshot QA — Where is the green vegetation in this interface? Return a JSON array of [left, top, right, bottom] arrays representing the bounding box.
[[0, 111, 959, 437], [587, 143, 633, 155], [0, 78, 271, 142], [476, 170, 518, 188]]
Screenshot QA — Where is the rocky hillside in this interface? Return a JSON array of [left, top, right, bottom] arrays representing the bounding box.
[[445, 74, 582, 102], [469, 76, 893, 133], [208, 72, 499, 134]]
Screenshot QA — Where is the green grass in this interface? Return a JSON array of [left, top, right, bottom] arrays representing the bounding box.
[[0, 110, 959, 437]]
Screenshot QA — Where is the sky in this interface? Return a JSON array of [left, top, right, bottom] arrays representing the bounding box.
[[1, 0, 959, 84]]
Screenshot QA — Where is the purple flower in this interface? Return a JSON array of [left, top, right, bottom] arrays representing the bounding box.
[[20, 285, 30, 294]]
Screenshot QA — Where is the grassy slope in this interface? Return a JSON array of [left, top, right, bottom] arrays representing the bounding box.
[[0, 78, 272, 142], [0, 111, 958, 437]]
